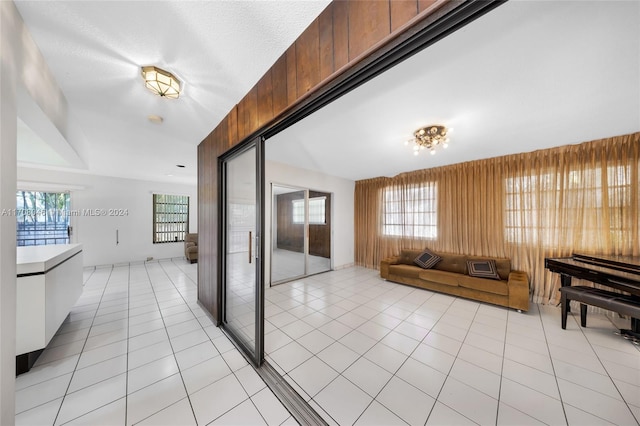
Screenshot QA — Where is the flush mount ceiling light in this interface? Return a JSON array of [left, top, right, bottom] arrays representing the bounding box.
[[141, 66, 181, 99], [405, 125, 451, 156]]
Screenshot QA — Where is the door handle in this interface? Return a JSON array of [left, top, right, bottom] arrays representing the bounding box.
[[248, 231, 252, 264]]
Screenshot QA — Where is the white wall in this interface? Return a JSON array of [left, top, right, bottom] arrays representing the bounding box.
[[1, 1, 71, 421], [0, 6, 18, 420], [265, 160, 355, 283], [18, 167, 197, 267]]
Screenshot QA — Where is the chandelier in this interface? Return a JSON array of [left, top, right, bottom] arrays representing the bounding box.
[[405, 125, 450, 156], [141, 66, 181, 99]]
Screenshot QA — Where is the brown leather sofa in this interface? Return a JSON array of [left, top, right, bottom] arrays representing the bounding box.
[[184, 233, 198, 264], [380, 249, 529, 311]]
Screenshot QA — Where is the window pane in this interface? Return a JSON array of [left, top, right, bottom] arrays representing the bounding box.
[[16, 191, 70, 246], [153, 194, 189, 243], [381, 184, 437, 239]]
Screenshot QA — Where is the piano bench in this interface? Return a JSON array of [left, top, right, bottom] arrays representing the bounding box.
[[560, 286, 640, 329]]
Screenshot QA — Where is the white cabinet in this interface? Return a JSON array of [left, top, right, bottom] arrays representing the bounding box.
[[16, 244, 83, 357]]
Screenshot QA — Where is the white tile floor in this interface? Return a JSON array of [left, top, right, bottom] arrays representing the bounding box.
[[271, 249, 331, 284], [15, 260, 640, 425], [264, 267, 640, 426], [15, 259, 293, 426]]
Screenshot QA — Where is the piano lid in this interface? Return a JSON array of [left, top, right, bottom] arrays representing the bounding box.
[[572, 253, 640, 274]]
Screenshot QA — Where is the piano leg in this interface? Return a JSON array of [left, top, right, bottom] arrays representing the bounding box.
[[580, 303, 587, 327], [560, 274, 572, 312], [561, 291, 568, 329], [616, 317, 640, 345]]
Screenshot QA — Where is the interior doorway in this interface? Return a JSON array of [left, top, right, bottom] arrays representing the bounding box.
[[270, 183, 332, 285]]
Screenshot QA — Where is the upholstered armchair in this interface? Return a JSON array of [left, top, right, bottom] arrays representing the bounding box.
[[184, 233, 198, 263]]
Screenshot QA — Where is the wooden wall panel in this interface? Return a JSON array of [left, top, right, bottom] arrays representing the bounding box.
[[257, 70, 274, 128], [295, 18, 321, 98], [348, 0, 391, 60], [236, 97, 246, 142], [419, 0, 439, 13], [197, 137, 217, 319], [391, 0, 419, 32], [332, 1, 349, 71], [226, 106, 238, 148], [272, 54, 288, 117], [198, 0, 452, 321], [217, 119, 227, 152], [309, 190, 331, 259], [246, 86, 258, 136], [285, 45, 297, 106], [276, 192, 305, 253], [318, 5, 335, 81]]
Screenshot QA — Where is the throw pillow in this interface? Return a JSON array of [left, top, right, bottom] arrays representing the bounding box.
[[414, 249, 442, 269], [467, 259, 502, 280]]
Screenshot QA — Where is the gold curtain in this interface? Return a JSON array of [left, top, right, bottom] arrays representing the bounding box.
[[354, 132, 640, 304]]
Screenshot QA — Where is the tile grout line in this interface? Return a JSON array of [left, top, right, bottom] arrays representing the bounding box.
[[421, 298, 481, 425], [156, 258, 266, 425], [166, 257, 281, 425], [53, 265, 115, 425], [124, 264, 131, 426], [128, 260, 200, 425], [572, 309, 640, 425]]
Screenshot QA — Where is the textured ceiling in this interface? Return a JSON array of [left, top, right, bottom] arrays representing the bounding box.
[[15, 0, 331, 184], [15, 1, 640, 185]]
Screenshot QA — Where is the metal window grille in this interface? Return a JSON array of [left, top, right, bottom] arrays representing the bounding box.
[[153, 194, 189, 243], [16, 191, 70, 246]]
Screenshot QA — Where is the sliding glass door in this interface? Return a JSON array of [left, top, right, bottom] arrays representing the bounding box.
[[221, 138, 264, 366], [270, 184, 332, 285], [271, 185, 306, 283]]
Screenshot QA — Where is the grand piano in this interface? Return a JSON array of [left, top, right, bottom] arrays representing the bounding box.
[[545, 253, 640, 340]]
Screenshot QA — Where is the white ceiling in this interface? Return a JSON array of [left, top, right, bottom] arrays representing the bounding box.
[[14, 0, 331, 184], [267, 0, 640, 181], [15, 1, 640, 185]]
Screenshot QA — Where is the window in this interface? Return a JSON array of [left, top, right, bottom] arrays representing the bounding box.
[[153, 194, 189, 243], [292, 197, 326, 225], [15, 191, 71, 246], [382, 184, 437, 239], [505, 165, 633, 246], [505, 173, 556, 244]]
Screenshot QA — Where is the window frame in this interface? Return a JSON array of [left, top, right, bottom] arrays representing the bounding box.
[[292, 196, 326, 225], [381, 183, 438, 240], [504, 164, 633, 246], [15, 190, 71, 246], [152, 194, 190, 244]]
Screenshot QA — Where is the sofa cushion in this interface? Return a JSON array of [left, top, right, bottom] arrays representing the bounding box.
[[398, 249, 426, 265], [467, 255, 510, 280], [389, 264, 423, 279], [414, 249, 442, 269], [418, 269, 460, 287], [467, 259, 501, 280], [458, 275, 509, 295], [434, 253, 467, 275]]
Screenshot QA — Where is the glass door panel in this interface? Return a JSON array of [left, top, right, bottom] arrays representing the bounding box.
[[307, 191, 331, 276], [271, 185, 306, 284], [222, 139, 263, 365]]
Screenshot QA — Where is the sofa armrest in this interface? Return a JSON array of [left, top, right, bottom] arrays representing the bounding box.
[[380, 256, 400, 279], [508, 270, 530, 311]]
